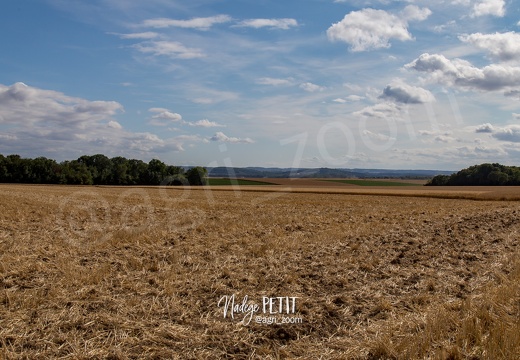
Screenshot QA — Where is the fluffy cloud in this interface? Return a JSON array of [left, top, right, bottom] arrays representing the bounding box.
[[406, 53, 520, 92], [148, 108, 226, 129], [107, 120, 123, 129], [327, 5, 431, 51], [188, 119, 225, 128], [475, 123, 495, 133], [459, 32, 520, 62], [149, 108, 182, 122], [209, 132, 254, 144], [141, 15, 232, 30], [0, 82, 123, 125], [0, 82, 187, 157], [300, 82, 325, 92], [493, 125, 520, 142], [471, 0, 505, 17], [353, 102, 402, 119], [379, 81, 435, 104], [133, 40, 205, 59], [472, 123, 520, 142], [235, 18, 298, 30]]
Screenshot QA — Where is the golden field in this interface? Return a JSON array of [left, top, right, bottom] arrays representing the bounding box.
[[0, 183, 519, 359]]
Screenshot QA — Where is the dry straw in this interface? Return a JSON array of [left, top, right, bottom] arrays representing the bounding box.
[[0, 184, 518, 359]]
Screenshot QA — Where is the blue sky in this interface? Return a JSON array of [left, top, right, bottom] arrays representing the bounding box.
[[1, 0, 520, 170]]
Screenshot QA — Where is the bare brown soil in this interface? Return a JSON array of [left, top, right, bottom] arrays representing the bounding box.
[[205, 178, 520, 201], [0, 184, 519, 359], [249, 178, 427, 187]]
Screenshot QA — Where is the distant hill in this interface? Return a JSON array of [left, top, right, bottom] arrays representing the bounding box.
[[426, 163, 520, 186], [207, 167, 453, 179]]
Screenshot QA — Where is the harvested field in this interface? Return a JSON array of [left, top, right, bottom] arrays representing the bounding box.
[[204, 178, 520, 201], [0, 184, 519, 359]]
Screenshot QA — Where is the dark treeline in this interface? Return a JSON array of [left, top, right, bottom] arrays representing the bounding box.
[[0, 154, 208, 186], [426, 163, 520, 186]]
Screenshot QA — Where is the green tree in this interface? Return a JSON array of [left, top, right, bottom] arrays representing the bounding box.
[[426, 174, 450, 186], [186, 166, 208, 186], [147, 159, 167, 185], [29, 157, 60, 184], [127, 159, 148, 185], [60, 161, 93, 185], [0, 154, 7, 182], [5, 154, 30, 183], [77, 154, 112, 184], [426, 163, 520, 186], [488, 170, 509, 185], [110, 156, 129, 185]]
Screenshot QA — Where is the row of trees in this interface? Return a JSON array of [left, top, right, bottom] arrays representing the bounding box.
[[0, 154, 208, 186], [426, 163, 520, 186]]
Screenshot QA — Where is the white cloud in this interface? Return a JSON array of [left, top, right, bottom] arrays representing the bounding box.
[[379, 81, 435, 104], [434, 135, 457, 143], [149, 108, 182, 122], [116, 32, 159, 39], [235, 18, 298, 30], [419, 130, 453, 137], [300, 82, 325, 92], [327, 5, 431, 52], [209, 132, 254, 144], [0, 82, 182, 158], [353, 102, 402, 119], [459, 32, 520, 62], [107, 120, 123, 129], [133, 40, 205, 59], [188, 119, 225, 128], [141, 15, 232, 30], [256, 77, 293, 86], [191, 98, 214, 104], [362, 130, 395, 142], [471, 0, 505, 18], [400, 5, 432, 22], [0, 82, 123, 125], [471, 123, 520, 142], [188, 88, 239, 104], [493, 125, 520, 142], [347, 95, 365, 101], [475, 123, 495, 133], [406, 53, 520, 92]]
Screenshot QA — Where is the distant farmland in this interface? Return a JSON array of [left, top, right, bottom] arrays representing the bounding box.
[[326, 179, 424, 187], [207, 178, 277, 186]]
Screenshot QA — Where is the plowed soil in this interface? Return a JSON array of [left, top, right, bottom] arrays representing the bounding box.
[[204, 178, 520, 200]]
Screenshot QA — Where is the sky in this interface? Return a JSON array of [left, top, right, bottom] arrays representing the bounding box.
[[1, 0, 520, 170]]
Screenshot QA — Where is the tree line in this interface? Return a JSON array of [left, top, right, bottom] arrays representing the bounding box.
[[426, 163, 520, 186], [0, 154, 208, 186]]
